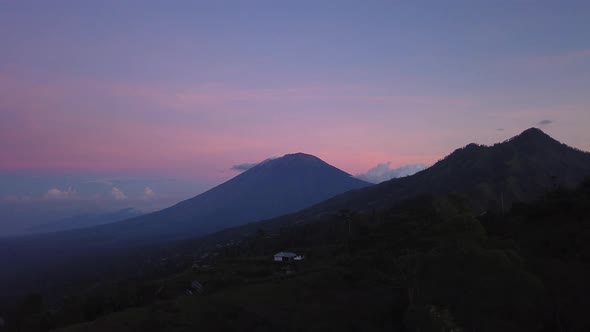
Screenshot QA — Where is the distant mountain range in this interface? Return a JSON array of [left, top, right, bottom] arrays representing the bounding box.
[[198, 128, 590, 243], [2, 128, 590, 300]]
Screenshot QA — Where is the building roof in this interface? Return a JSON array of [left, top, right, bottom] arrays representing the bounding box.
[[274, 252, 297, 258]]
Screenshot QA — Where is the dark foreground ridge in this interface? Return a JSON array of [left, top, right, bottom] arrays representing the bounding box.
[[7, 179, 590, 332]]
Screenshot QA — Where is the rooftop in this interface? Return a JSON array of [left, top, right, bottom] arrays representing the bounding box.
[[274, 252, 297, 257]]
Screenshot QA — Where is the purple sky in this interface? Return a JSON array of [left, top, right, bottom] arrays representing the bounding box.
[[1, 0, 589, 183]]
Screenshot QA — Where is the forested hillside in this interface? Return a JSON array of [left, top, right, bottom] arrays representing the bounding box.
[[4, 179, 589, 331]]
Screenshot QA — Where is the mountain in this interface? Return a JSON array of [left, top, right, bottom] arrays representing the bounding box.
[[90, 153, 369, 245], [0, 153, 370, 298], [3, 129, 589, 300], [2, 153, 370, 249], [199, 128, 590, 243], [7, 132, 590, 332], [27, 208, 143, 233]]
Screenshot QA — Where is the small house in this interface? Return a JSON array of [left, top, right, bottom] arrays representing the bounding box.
[[191, 280, 204, 294], [274, 252, 297, 262]]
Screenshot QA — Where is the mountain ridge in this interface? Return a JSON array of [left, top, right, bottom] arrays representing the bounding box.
[[196, 128, 590, 245]]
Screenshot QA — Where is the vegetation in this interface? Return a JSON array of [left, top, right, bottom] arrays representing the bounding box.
[[2, 179, 589, 331]]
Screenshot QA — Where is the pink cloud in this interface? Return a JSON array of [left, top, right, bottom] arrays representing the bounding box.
[[143, 187, 156, 199], [111, 187, 128, 200], [44, 188, 76, 200]]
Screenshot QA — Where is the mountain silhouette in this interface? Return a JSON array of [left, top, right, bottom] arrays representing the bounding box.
[[11, 153, 370, 250], [204, 128, 590, 239], [0, 153, 370, 296], [2, 129, 589, 300], [108, 153, 368, 243]]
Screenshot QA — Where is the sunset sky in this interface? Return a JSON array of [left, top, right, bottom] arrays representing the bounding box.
[[1, 1, 589, 190]]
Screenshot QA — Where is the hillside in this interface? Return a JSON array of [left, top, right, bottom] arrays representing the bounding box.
[[17, 180, 590, 332], [2, 128, 590, 331], [324, 128, 590, 211], [205, 128, 590, 240]]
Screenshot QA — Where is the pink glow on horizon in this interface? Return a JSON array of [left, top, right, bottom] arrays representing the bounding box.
[[1, 1, 589, 188], [1, 73, 589, 181]]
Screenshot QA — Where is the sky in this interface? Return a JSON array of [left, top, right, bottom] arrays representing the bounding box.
[[1, 1, 590, 219]]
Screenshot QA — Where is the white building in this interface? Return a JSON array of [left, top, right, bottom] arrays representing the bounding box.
[[274, 252, 297, 262]]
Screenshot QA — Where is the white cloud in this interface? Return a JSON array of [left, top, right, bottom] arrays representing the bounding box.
[[355, 162, 428, 184], [230, 157, 278, 172], [231, 162, 259, 171], [44, 188, 75, 200], [143, 186, 156, 199], [111, 187, 128, 200]]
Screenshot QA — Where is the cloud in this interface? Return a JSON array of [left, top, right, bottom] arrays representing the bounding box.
[[355, 162, 428, 184], [111, 187, 128, 200], [231, 157, 278, 172], [143, 186, 156, 199], [44, 188, 75, 200], [231, 162, 260, 171], [537, 119, 554, 127], [82, 178, 114, 186], [496, 128, 504, 131]]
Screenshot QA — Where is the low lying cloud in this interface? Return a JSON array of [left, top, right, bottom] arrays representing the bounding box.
[[44, 188, 76, 200], [356, 162, 428, 184], [231, 157, 278, 172], [231, 162, 260, 171], [537, 119, 554, 127], [111, 187, 128, 200], [143, 186, 156, 199]]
